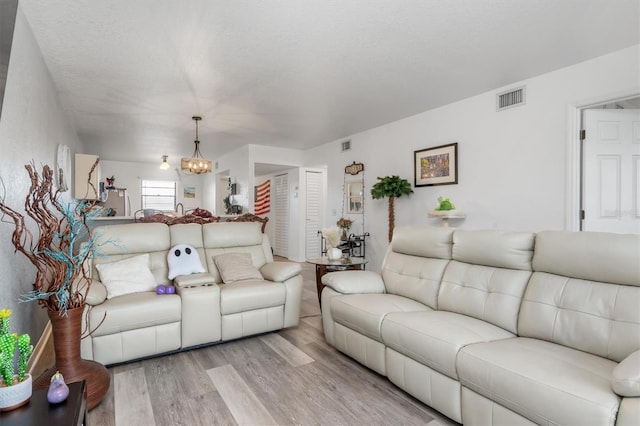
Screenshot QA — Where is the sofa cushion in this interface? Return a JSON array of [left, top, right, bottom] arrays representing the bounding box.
[[452, 229, 534, 271], [93, 223, 170, 254], [381, 311, 514, 379], [438, 260, 531, 334], [95, 253, 157, 299], [220, 281, 285, 315], [457, 337, 620, 426], [519, 272, 640, 362], [260, 262, 302, 283], [214, 253, 264, 283], [382, 253, 450, 309], [391, 226, 454, 259], [330, 294, 431, 342], [89, 291, 181, 337], [533, 231, 640, 287], [612, 350, 640, 396]]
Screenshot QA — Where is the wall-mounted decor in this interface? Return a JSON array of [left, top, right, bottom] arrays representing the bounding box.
[[414, 142, 458, 187], [344, 161, 364, 175], [346, 180, 364, 214], [254, 179, 270, 215], [184, 186, 195, 198]]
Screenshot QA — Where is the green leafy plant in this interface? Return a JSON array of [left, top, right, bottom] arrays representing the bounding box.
[[371, 175, 414, 242], [0, 309, 33, 386]]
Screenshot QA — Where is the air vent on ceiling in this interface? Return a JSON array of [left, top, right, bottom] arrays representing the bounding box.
[[496, 86, 526, 111], [341, 140, 351, 152]]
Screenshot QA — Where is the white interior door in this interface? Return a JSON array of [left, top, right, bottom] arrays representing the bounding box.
[[305, 171, 322, 258], [273, 174, 289, 257], [583, 109, 640, 234]]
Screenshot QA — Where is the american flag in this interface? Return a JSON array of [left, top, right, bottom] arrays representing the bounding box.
[[254, 180, 270, 215]]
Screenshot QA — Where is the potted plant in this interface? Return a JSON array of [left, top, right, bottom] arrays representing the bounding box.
[[0, 162, 110, 410], [371, 175, 414, 242], [0, 309, 34, 411], [336, 217, 353, 240]]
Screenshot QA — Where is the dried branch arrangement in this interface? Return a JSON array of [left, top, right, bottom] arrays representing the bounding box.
[[0, 161, 101, 313]]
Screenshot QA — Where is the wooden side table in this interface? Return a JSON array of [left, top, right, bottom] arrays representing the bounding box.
[[0, 380, 87, 426], [306, 257, 368, 305]]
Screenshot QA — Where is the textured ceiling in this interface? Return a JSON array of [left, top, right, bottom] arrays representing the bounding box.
[[19, 0, 640, 165]]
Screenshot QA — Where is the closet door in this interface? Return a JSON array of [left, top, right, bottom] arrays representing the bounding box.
[[273, 173, 289, 257], [305, 170, 323, 258]]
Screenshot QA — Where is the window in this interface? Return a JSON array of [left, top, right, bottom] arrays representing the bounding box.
[[141, 180, 176, 211]]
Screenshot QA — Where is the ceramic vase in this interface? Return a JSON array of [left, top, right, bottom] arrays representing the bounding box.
[[328, 247, 342, 260], [0, 373, 32, 412]]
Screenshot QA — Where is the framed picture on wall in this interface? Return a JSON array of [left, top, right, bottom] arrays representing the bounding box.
[[414, 142, 458, 187]]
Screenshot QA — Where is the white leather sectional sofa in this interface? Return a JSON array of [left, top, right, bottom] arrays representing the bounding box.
[[81, 222, 302, 366], [321, 227, 640, 426]]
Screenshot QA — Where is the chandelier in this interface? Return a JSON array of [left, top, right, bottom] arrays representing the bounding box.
[[181, 116, 212, 174]]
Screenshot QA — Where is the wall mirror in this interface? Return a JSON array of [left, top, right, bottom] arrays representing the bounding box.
[[346, 180, 364, 214]]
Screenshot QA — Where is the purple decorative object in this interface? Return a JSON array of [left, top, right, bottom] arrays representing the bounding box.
[[165, 285, 176, 294], [156, 285, 166, 295], [47, 371, 69, 404]]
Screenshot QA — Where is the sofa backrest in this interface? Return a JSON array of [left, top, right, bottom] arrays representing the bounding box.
[[381, 226, 454, 309], [168, 223, 207, 271], [202, 222, 273, 283], [519, 231, 640, 362], [438, 230, 535, 334], [91, 223, 172, 285]]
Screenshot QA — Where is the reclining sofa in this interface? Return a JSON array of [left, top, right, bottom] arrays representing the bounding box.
[[81, 221, 303, 366], [321, 226, 640, 425]]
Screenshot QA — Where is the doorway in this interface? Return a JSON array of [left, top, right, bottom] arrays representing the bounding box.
[[580, 97, 640, 234]]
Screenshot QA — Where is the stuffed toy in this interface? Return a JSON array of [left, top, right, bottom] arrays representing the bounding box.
[[435, 196, 456, 211], [167, 244, 205, 279], [156, 285, 176, 295]]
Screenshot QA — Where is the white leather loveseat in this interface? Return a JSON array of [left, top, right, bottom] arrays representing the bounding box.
[[81, 222, 303, 366], [321, 226, 640, 425]]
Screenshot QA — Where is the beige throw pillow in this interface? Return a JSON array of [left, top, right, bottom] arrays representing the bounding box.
[[213, 253, 263, 283], [95, 253, 157, 299]]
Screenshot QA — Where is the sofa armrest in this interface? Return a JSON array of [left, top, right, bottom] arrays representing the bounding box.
[[612, 350, 640, 397], [85, 280, 108, 306], [174, 272, 216, 288], [260, 262, 301, 282], [321, 270, 385, 294]]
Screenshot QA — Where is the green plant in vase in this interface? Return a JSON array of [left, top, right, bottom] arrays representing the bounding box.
[[0, 309, 33, 386]]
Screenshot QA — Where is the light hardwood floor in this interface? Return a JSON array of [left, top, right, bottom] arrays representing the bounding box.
[[88, 259, 458, 426]]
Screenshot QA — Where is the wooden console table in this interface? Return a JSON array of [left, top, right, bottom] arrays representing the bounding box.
[[306, 257, 368, 304], [0, 380, 86, 426]]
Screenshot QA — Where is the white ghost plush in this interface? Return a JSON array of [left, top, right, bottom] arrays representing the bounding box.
[[167, 244, 205, 279]]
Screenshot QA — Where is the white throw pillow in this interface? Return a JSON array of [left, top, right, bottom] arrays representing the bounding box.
[[167, 244, 206, 279], [95, 253, 157, 299], [213, 253, 263, 283]]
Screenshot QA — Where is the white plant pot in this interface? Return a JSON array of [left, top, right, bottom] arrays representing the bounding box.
[[0, 373, 32, 411], [328, 247, 342, 260]]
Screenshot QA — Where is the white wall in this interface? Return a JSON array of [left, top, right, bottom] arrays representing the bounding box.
[[0, 7, 85, 340], [99, 160, 205, 214], [305, 45, 640, 272]]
